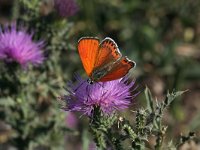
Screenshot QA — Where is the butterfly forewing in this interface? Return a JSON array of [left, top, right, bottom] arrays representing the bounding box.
[[93, 37, 122, 70], [78, 37, 100, 76], [99, 56, 136, 82]]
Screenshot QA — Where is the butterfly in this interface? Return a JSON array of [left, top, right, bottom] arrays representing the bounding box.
[[78, 37, 136, 84]]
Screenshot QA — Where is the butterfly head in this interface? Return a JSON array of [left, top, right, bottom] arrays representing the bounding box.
[[87, 78, 94, 84]]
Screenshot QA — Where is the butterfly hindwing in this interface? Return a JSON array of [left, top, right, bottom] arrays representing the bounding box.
[[99, 56, 136, 82], [94, 37, 122, 70], [78, 37, 100, 76]]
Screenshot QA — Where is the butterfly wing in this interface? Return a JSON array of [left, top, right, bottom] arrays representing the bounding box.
[[78, 37, 100, 76], [99, 56, 136, 82], [94, 37, 122, 69]]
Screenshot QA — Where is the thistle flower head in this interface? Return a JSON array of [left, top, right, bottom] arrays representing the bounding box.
[[0, 25, 44, 68], [61, 76, 137, 116], [54, 0, 79, 17]]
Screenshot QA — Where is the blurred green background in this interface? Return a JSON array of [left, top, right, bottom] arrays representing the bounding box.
[[0, 0, 200, 149]]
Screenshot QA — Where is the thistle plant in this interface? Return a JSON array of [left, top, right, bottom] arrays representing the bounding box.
[[0, 25, 44, 68], [61, 76, 188, 149], [54, 0, 79, 17], [0, 0, 78, 149]]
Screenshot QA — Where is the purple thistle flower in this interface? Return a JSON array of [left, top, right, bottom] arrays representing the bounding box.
[[61, 76, 137, 116], [0, 25, 44, 68], [54, 0, 79, 17]]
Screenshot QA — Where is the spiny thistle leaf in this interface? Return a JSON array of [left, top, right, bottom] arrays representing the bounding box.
[[165, 90, 188, 106], [145, 86, 154, 113]]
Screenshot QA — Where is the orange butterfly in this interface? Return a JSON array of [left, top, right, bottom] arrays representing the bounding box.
[[78, 37, 136, 84]]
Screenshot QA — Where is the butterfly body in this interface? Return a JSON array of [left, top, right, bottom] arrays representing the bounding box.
[[78, 37, 136, 83], [91, 61, 115, 81]]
